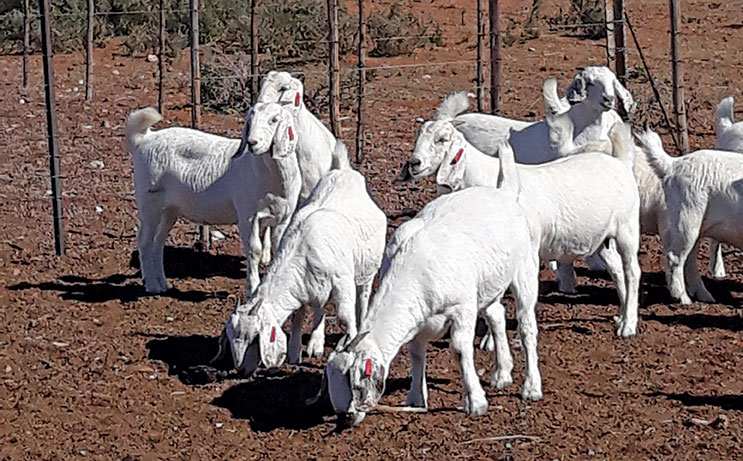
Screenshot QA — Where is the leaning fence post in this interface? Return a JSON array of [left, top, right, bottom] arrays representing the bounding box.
[[476, 0, 485, 112], [612, 0, 627, 86], [39, 0, 65, 256], [488, 0, 501, 114], [85, 0, 94, 100], [327, 0, 341, 137], [355, 0, 366, 164], [158, 0, 165, 113], [190, 0, 209, 250], [669, 0, 689, 153], [22, 0, 30, 89]]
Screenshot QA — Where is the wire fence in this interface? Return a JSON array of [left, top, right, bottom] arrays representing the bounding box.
[[2, 0, 741, 257]]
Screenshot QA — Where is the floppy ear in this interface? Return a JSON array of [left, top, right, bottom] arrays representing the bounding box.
[[259, 322, 287, 368], [566, 73, 587, 104], [272, 113, 298, 158], [613, 78, 635, 116]]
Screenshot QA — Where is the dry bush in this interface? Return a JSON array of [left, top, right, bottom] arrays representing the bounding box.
[[548, 0, 606, 40], [366, 0, 441, 58]]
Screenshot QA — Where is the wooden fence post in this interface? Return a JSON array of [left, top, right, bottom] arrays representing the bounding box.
[[327, 0, 341, 137], [85, 0, 94, 100], [488, 0, 501, 114], [476, 0, 485, 112], [669, 0, 689, 153], [190, 0, 209, 250], [250, 0, 259, 102], [612, 0, 627, 86], [39, 0, 65, 256], [22, 0, 30, 89], [355, 0, 366, 164], [158, 0, 165, 113]]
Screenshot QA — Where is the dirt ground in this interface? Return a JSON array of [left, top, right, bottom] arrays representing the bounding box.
[[2, 0, 743, 459]]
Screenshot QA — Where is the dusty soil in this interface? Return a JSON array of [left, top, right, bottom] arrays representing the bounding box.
[[1, 0, 743, 459]]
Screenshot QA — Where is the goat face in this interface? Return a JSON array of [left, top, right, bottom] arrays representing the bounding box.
[[224, 305, 261, 375], [406, 120, 458, 181], [326, 347, 386, 426], [566, 66, 634, 116], [258, 71, 304, 112], [247, 103, 286, 156], [258, 312, 287, 369]]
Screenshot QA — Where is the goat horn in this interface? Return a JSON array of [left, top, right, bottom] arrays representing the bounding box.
[[344, 331, 370, 351]]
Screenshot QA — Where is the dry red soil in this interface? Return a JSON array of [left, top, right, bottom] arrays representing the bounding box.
[[1, 0, 743, 459]]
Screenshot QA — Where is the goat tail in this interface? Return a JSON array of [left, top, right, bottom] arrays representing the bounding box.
[[434, 91, 470, 121], [331, 140, 351, 170], [542, 78, 570, 116], [717, 96, 735, 134], [496, 131, 519, 195], [635, 127, 673, 179], [607, 120, 635, 167], [126, 107, 162, 146]]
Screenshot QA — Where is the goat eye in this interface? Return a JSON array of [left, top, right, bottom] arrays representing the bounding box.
[[271, 117, 279, 124], [279, 86, 288, 91]]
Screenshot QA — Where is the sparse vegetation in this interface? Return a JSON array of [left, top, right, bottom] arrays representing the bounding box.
[[548, 0, 606, 40]]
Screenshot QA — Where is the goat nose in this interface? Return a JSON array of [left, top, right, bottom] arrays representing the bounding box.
[[248, 139, 258, 147], [409, 158, 421, 167]]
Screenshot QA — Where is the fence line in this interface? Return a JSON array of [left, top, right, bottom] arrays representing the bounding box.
[[16, 0, 734, 256]]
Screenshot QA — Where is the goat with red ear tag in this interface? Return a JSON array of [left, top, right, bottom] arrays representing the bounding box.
[[327, 185, 542, 427]]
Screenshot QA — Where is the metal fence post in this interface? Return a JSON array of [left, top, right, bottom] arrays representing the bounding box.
[[669, 0, 689, 153], [328, 0, 341, 137], [488, 0, 501, 114]]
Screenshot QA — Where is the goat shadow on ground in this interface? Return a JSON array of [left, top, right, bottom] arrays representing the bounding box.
[[539, 281, 619, 307], [7, 247, 243, 303], [640, 270, 743, 307], [652, 392, 743, 411], [129, 247, 246, 280], [643, 312, 743, 332], [8, 273, 230, 304]]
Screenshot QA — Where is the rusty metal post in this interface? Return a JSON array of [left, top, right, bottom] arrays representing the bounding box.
[[476, 0, 485, 112], [158, 0, 165, 113], [39, 0, 65, 256], [604, 0, 615, 66], [613, 0, 627, 85], [355, 0, 366, 164], [85, 0, 94, 100], [250, 0, 259, 102], [669, 0, 689, 153], [190, 0, 209, 250], [327, 0, 341, 137], [488, 0, 501, 114], [22, 0, 30, 89]]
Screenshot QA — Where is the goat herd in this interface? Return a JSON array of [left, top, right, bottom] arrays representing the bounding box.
[[124, 67, 743, 426]]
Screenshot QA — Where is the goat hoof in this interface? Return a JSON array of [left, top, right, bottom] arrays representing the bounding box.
[[491, 370, 513, 389], [479, 333, 495, 352], [463, 394, 488, 416], [306, 337, 325, 358], [521, 382, 543, 401]]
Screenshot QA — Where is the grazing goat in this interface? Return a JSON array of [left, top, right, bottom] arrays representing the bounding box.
[[414, 116, 641, 337], [325, 184, 541, 426], [638, 128, 743, 305], [125, 106, 299, 295], [708, 96, 743, 278], [219, 143, 386, 374]]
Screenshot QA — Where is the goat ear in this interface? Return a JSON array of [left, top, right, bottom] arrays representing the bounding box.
[[566, 74, 587, 104], [613, 79, 635, 117], [259, 322, 287, 368]]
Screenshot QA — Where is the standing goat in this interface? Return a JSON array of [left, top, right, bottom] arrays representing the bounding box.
[[400, 66, 633, 181], [708, 96, 743, 278], [325, 185, 541, 426], [125, 106, 300, 295], [638, 128, 743, 305], [219, 143, 386, 374], [413, 116, 641, 337], [247, 71, 346, 202]]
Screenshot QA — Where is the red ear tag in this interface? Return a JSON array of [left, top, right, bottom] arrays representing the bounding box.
[[364, 359, 373, 377], [270, 326, 276, 343], [295, 92, 301, 107], [288, 126, 294, 141], [451, 148, 464, 165]]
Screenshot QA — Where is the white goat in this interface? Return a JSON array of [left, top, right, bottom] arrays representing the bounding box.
[[325, 185, 541, 426], [125, 106, 299, 295], [708, 96, 743, 278], [220, 143, 386, 374], [400, 66, 633, 181], [638, 128, 743, 305], [417, 117, 641, 337], [247, 71, 346, 202]]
